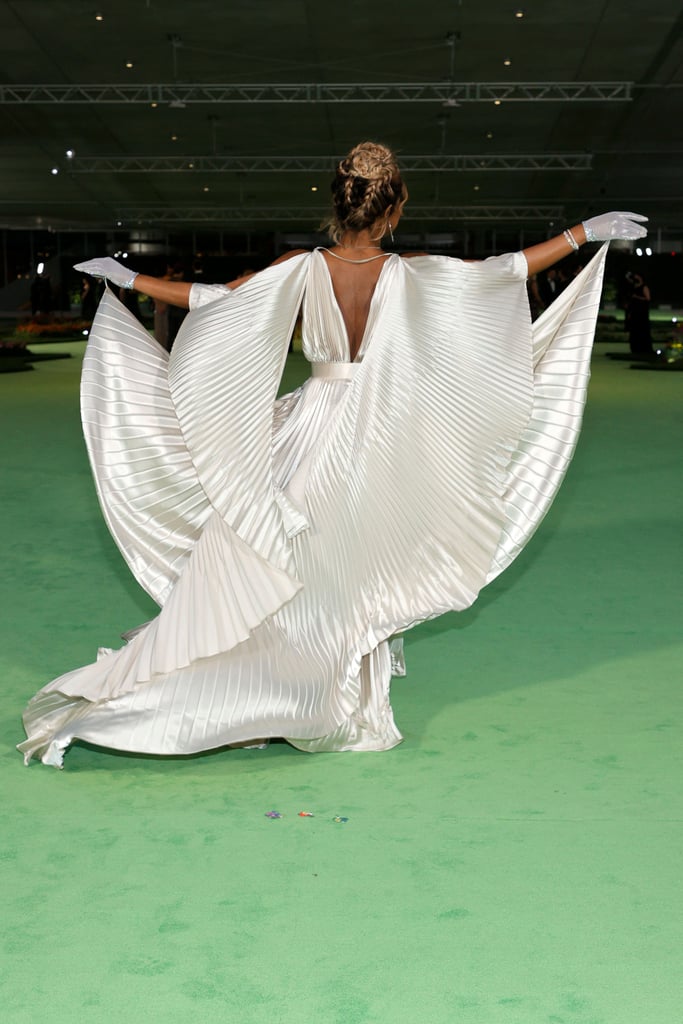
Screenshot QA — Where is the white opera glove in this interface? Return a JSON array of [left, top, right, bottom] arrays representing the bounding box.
[[582, 211, 648, 243], [73, 257, 138, 289]]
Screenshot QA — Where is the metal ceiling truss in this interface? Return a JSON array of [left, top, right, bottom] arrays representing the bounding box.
[[70, 153, 592, 173], [115, 204, 565, 224], [0, 82, 633, 105]]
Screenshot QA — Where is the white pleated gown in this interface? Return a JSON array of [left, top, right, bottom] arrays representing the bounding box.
[[19, 246, 608, 767]]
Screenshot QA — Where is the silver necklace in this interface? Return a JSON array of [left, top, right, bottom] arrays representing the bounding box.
[[322, 248, 389, 264], [338, 244, 383, 251]]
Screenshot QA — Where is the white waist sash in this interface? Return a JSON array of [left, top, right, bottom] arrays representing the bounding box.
[[310, 362, 358, 381]]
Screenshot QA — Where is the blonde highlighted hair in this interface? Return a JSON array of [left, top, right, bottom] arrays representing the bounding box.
[[324, 141, 406, 243]]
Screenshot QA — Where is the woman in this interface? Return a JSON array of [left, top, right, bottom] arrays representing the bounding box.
[[19, 142, 647, 768], [625, 271, 653, 356]]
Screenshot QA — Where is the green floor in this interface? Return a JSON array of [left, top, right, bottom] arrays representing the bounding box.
[[1, 342, 681, 1024]]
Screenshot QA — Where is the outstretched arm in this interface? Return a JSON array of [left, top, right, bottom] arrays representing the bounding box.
[[522, 212, 648, 277], [74, 258, 193, 307], [75, 249, 309, 309], [522, 224, 587, 276]]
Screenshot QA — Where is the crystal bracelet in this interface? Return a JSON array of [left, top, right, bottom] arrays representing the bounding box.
[[122, 272, 138, 290], [563, 228, 580, 251]]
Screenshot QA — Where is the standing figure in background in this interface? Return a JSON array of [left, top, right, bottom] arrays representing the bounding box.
[[625, 272, 653, 356], [526, 273, 544, 319], [166, 263, 188, 351], [153, 264, 173, 350], [80, 276, 98, 320], [537, 267, 562, 308], [30, 272, 52, 316]]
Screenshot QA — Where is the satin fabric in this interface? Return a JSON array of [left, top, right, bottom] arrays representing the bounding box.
[[19, 246, 608, 767]]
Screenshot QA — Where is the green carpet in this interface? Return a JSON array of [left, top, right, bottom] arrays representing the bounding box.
[[1, 341, 681, 1024]]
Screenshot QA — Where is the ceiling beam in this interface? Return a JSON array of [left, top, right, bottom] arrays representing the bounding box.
[[115, 204, 565, 224], [0, 82, 633, 105], [69, 154, 593, 173]]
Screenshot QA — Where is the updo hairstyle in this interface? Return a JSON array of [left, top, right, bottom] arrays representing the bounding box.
[[326, 141, 406, 243]]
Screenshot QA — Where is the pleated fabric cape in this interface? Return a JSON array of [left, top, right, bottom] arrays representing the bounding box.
[[19, 246, 608, 766]]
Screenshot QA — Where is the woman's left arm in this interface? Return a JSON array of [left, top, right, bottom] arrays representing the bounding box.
[[522, 212, 648, 277]]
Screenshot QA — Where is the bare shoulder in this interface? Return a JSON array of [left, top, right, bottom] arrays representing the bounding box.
[[226, 249, 309, 289], [271, 248, 310, 266]]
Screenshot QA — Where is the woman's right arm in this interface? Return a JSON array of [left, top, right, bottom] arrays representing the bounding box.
[[130, 274, 192, 308], [74, 258, 193, 307], [75, 249, 308, 309]]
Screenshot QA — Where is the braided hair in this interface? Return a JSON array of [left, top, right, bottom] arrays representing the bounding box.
[[325, 141, 406, 243]]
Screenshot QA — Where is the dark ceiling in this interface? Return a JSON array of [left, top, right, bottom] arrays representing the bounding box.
[[1, 0, 682, 243]]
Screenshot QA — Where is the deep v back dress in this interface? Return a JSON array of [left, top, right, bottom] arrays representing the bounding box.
[[19, 245, 609, 766]]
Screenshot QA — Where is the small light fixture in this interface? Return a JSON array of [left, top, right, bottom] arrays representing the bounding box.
[[122, 252, 129, 258], [37, 262, 45, 274], [203, 186, 210, 192], [188, 162, 194, 169], [150, 102, 158, 109], [116, 220, 122, 227], [486, 131, 494, 139], [645, 246, 653, 255], [503, 58, 512, 67], [65, 148, 75, 159], [515, 10, 524, 18], [311, 185, 318, 192], [171, 134, 178, 141], [95, 12, 104, 21], [125, 61, 134, 69], [50, 167, 59, 175], [473, 185, 480, 191], [494, 99, 502, 106], [636, 247, 643, 256]]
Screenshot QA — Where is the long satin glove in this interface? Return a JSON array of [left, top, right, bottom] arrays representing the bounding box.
[[582, 212, 648, 243], [74, 257, 138, 289]]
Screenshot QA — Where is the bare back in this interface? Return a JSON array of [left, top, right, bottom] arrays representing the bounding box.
[[319, 249, 392, 361]]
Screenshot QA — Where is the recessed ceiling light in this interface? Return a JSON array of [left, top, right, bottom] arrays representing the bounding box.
[[311, 186, 318, 192], [95, 13, 104, 21], [515, 10, 524, 18], [65, 148, 75, 158], [125, 62, 134, 69], [171, 134, 178, 141], [494, 99, 502, 106], [150, 102, 158, 109], [473, 185, 480, 191], [203, 186, 210, 192], [50, 167, 59, 175], [503, 58, 512, 67], [486, 131, 494, 139], [188, 162, 195, 169]]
